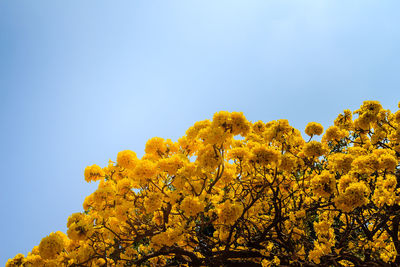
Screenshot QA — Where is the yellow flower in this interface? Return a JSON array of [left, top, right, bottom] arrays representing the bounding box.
[[180, 196, 204, 217], [38, 232, 65, 259], [395, 111, 400, 124], [228, 147, 250, 161], [116, 150, 137, 169], [252, 121, 266, 134], [217, 201, 243, 225], [186, 120, 211, 140], [130, 160, 157, 184], [214, 111, 249, 135], [151, 226, 183, 248], [335, 181, 369, 212], [377, 153, 397, 171], [356, 100, 382, 116], [197, 144, 223, 170], [251, 145, 280, 166], [303, 141, 327, 158], [353, 101, 383, 130], [145, 137, 167, 156], [158, 154, 184, 174], [305, 122, 324, 136], [24, 253, 45, 266], [84, 164, 104, 182], [329, 153, 353, 174], [323, 126, 348, 142], [352, 154, 379, 175], [6, 254, 25, 267], [116, 178, 132, 195], [199, 125, 229, 145], [279, 153, 297, 172], [334, 109, 353, 130], [338, 174, 354, 193], [372, 174, 397, 207], [311, 171, 336, 198], [144, 192, 163, 213], [67, 213, 92, 241], [230, 112, 251, 136]]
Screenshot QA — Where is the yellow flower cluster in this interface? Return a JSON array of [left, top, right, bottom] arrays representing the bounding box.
[[8, 101, 400, 267], [250, 145, 280, 166], [66, 213, 93, 241], [303, 140, 327, 157], [323, 125, 348, 143], [83, 164, 104, 182], [116, 150, 137, 169], [334, 109, 353, 130], [310, 171, 336, 198], [145, 137, 167, 156], [216, 200, 243, 225], [144, 192, 163, 213], [38, 232, 66, 259], [335, 181, 369, 212], [305, 122, 324, 136], [328, 153, 353, 174], [354, 100, 383, 130], [130, 159, 157, 184], [180, 196, 204, 217], [372, 174, 398, 207]]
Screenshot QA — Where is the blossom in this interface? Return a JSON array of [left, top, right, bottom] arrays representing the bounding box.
[[180, 196, 204, 217], [311, 171, 336, 198], [328, 153, 353, 174], [144, 192, 163, 213], [10, 103, 400, 267], [335, 181, 369, 212], [38, 232, 66, 259], [84, 164, 104, 182], [130, 159, 157, 184], [251, 145, 280, 165], [334, 109, 353, 130], [303, 141, 327, 157], [323, 126, 348, 142], [305, 122, 324, 136], [145, 137, 167, 156], [217, 200, 243, 225], [67, 213, 92, 241], [117, 150, 137, 169]]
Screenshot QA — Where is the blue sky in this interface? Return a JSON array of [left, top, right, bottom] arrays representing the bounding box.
[[1, 0, 400, 263]]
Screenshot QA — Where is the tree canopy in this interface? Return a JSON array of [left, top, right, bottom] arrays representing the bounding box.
[[7, 101, 400, 266]]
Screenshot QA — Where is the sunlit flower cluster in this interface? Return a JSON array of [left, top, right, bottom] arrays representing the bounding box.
[[8, 101, 400, 267]]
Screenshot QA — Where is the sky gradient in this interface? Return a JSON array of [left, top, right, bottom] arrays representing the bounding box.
[[1, 0, 400, 263]]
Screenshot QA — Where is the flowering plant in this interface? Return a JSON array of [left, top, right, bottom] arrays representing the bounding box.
[[8, 101, 400, 266]]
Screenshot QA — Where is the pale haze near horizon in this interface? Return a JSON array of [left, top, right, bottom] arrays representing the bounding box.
[[1, 0, 400, 263]]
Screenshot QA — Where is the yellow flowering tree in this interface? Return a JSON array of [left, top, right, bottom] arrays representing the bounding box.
[[7, 101, 400, 266]]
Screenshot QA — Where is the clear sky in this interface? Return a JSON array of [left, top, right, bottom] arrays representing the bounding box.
[[1, 0, 400, 263]]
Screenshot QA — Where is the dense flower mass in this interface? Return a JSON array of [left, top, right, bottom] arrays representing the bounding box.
[[305, 122, 324, 137], [7, 101, 400, 266]]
